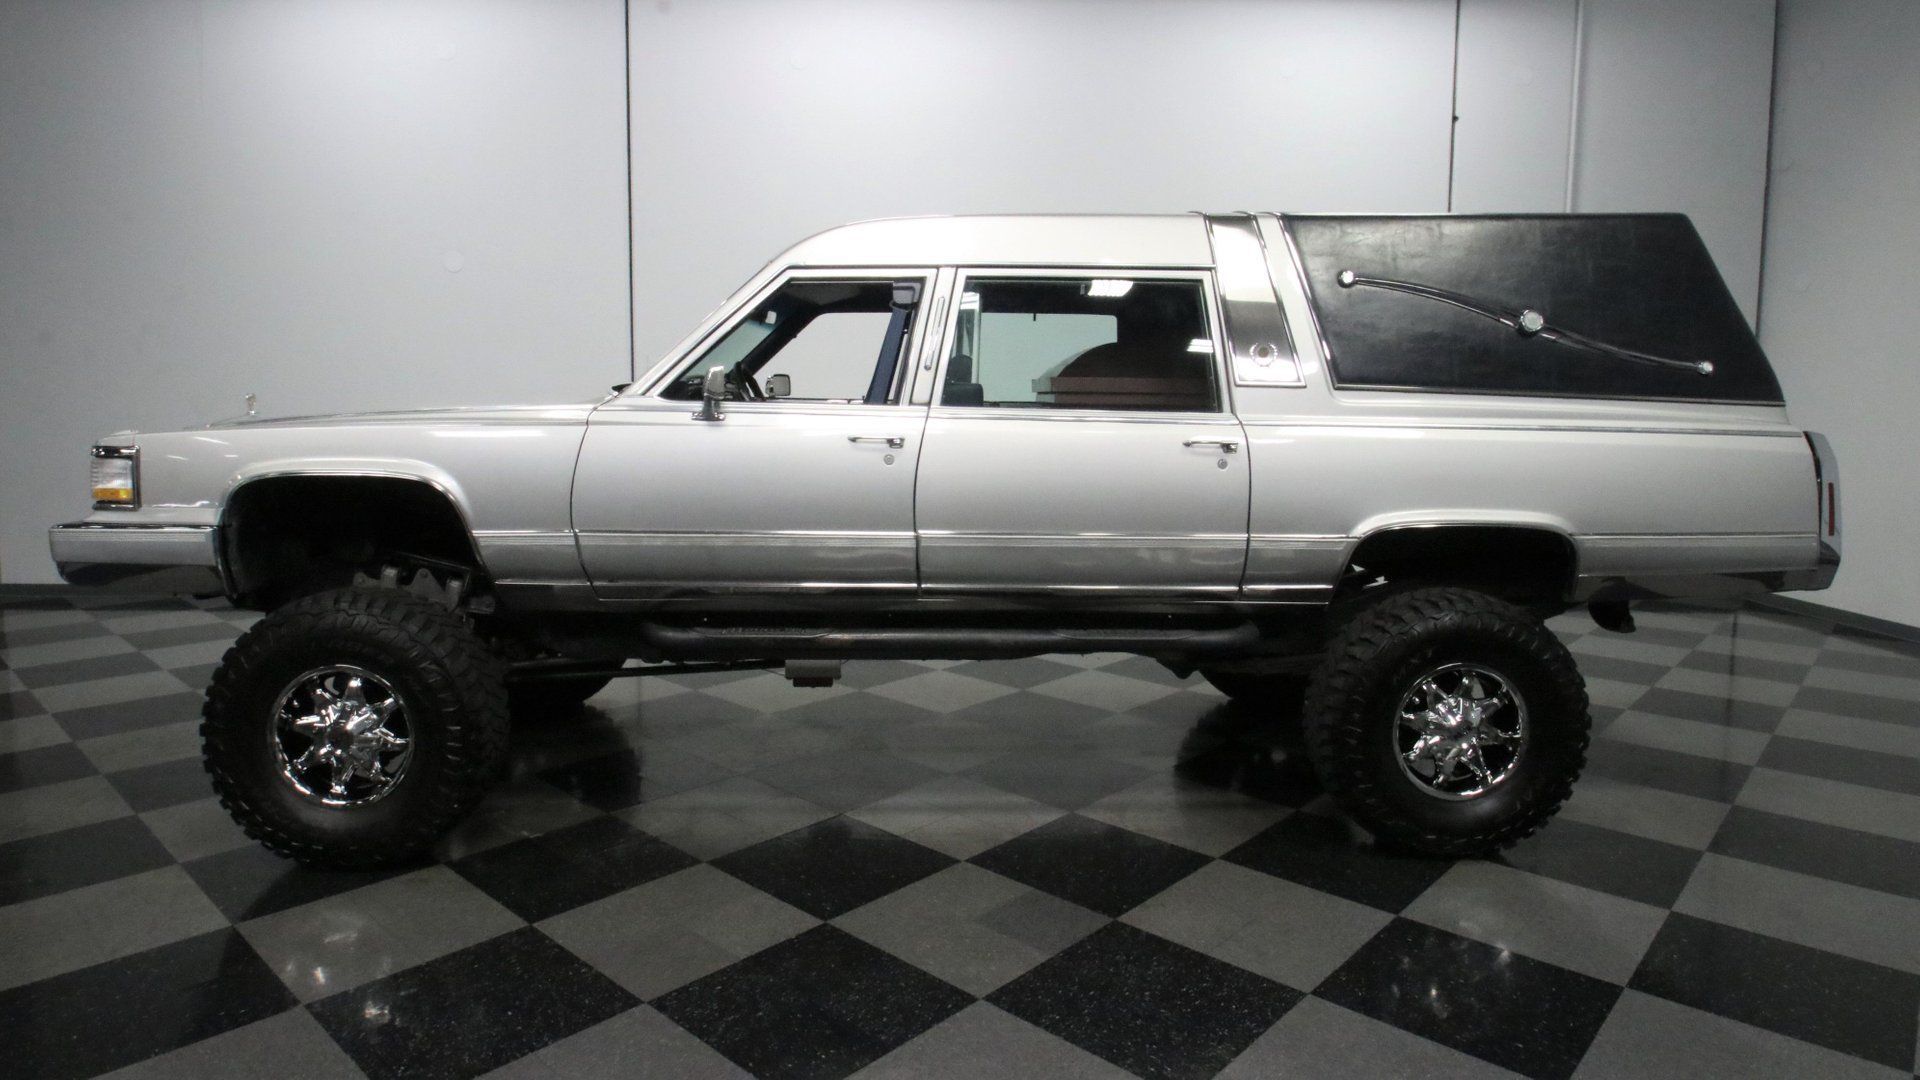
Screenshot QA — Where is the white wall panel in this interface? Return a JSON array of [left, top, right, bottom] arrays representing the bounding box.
[[627, 0, 1458, 366], [0, 0, 630, 582], [1569, 0, 1775, 320], [1762, 0, 1920, 624], [1450, 0, 1578, 212]]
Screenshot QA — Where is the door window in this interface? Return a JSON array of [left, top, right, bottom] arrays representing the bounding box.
[[664, 279, 921, 405], [941, 277, 1218, 412]]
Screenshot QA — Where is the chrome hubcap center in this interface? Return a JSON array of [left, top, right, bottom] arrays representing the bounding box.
[[1395, 662, 1527, 801], [272, 665, 413, 807]]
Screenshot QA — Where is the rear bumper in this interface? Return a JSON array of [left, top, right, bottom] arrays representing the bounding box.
[[48, 523, 225, 595], [1779, 539, 1841, 592]]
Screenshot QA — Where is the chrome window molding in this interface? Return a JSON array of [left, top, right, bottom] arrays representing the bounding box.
[[1204, 213, 1303, 388], [930, 265, 1233, 419]]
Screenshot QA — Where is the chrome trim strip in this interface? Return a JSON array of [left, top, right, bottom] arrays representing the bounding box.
[[925, 408, 1241, 426], [923, 583, 1243, 594], [1238, 420, 1803, 438], [1203, 213, 1304, 387], [579, 530, 914, 547], [921, 531, 1244, 543], [1577, 531, 1817, 542]]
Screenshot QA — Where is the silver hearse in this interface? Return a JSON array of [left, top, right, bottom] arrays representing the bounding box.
[[50, 212, 1840, 866]]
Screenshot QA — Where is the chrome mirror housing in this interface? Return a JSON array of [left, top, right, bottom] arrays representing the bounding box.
[[694, 365, 727, 422], [765, 373, 791, 398]]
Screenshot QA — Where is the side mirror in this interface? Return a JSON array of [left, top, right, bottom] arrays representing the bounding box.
[[694, 365, 727, 422], [765, 373, 791, 398]]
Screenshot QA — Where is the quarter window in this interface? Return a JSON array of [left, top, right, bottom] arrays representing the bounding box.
[[942, 277, 1217, 412]]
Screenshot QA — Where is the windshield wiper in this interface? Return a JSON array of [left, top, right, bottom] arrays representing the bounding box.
[[1335, 270, 1714, 377]]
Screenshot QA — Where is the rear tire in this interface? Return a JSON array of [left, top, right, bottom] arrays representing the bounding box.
[[1300, 587, 1589, 856], [201, 587, 509, 868]]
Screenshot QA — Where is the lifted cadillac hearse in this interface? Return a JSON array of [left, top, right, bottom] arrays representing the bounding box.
[[50, 212, 1840, 866]]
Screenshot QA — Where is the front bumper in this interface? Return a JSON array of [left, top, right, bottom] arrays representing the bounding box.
[[49, 523, 225, 595]]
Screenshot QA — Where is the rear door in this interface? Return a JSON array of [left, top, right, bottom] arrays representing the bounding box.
[[913, 269, 1250, 595]]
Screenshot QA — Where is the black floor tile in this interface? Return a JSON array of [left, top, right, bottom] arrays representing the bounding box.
[[1583, 738, 1750, 802], [1630, 912, 1920, 1070], [106, 755, 213, 812], [713, 815, 953, 920], [309, 926, 638, 1080], [1174, 733, 1324, 808], [1573, 653, 1673, 687], [0, 620, 115, 650], [1316, 918, 1621, 1080], [1620, 623, 1718, 650], [971, 813, 1209, 918], [950, 656, 1084, 690], [1758, 734, 1920, 797], [0, 816, 175, 905], [51, 691, 205, 740], [1222, 812, 1454, 913], [1630, 686, 1785, 733], [0, 689, 45, 720], [184, 843, 407, 922], [963, 752, 1152, 810], [167, 662, 218, 689], [989, 922, 1301, 1080], [1497, 818, 1701, 908], [1709, 806, 1920, 901], [11, 651, 158, 689], [538, 745, 733, 812], [1792, 685, 1920, 727], [1673, 649, 1812, 686], [451, 814, 696, 921], [752, 749, 946, 813], [655, 925, 972, 1079], [0, 742, 98, 794], [0, 928, 296, 1080]]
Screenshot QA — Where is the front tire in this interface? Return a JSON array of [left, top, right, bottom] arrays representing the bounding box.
[[201, 587, 510, 868], [1300, 587, 1589, 856]]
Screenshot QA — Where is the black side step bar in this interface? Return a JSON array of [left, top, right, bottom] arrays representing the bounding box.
[[637, 622, 1263, 662]]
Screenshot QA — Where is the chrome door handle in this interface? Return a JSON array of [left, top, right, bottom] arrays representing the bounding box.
[[1183, 439, 1239, 453], [849, 435, 906, 449]]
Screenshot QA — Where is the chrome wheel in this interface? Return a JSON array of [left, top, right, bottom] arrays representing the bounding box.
[[271, 665, 413, 807], [1394, 662, 1527, 801]]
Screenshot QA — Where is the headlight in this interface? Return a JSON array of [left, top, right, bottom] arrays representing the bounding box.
[[90, 446, 138, 509]]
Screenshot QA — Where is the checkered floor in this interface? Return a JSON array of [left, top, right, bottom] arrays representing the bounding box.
[[3, 594, 1918, 1080]]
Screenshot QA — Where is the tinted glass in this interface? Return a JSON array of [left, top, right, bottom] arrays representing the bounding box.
[[942, 278, 1216, 412], [666, 280, 913, 404]]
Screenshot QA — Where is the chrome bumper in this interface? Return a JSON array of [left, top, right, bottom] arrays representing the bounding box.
[[49, 523, 225, 595]]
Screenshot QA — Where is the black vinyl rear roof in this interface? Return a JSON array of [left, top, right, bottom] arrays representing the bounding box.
[[1284, 214, 1784, 404]]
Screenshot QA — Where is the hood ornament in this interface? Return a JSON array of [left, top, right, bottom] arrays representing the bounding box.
[[245, 393, 257, 417]]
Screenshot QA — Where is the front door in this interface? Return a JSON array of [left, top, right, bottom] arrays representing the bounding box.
[[573, 271, 935, 599], [913, 270, 1250, 595]]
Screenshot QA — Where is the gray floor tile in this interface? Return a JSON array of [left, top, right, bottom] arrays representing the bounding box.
[[749, 749, 943, 812], [1655, 664, 1802, 707], [482, 1005, 748, 1079], [77, 718, 201, 773], [835, 863, 1105, 996], [35, 670, 193, 714], [0, 713, 69, 754], [1601, 710, 1772, 766], [0, 633, 135, 671], [1776, 709, 1920, 759], [1079, 772, 1290, 856], [1555, 773, 1731, 850], [1029, 669, 1179, 713], [0, 774, 133, 844], [98, 610, 228, 636], [1572, 989, 1907, 1080], [1571, 634, 1694, 667], [620, 776, 834, 860], [847, 774, 1064, 859], [139, 796, 253, 863], [538, 864, 816, 1000], [852, 1001, 1132, 1080], [239, 865, 525, 1001], [1674, 853, 1920, 976], [660, 713, 848, 774], [699, 671, 853, 714], [1403, 861, 1669, 984], [0, 865, 228, 991], [99, 1007, 365, 1080], [867, 669, 1019, 714], [1122, 860, 1391, 991], [437, 775, 604, 860], [1737, 767, 1920, 844], [1219, 995, 1521, 1079], [1804, 663, 1920, 703]]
